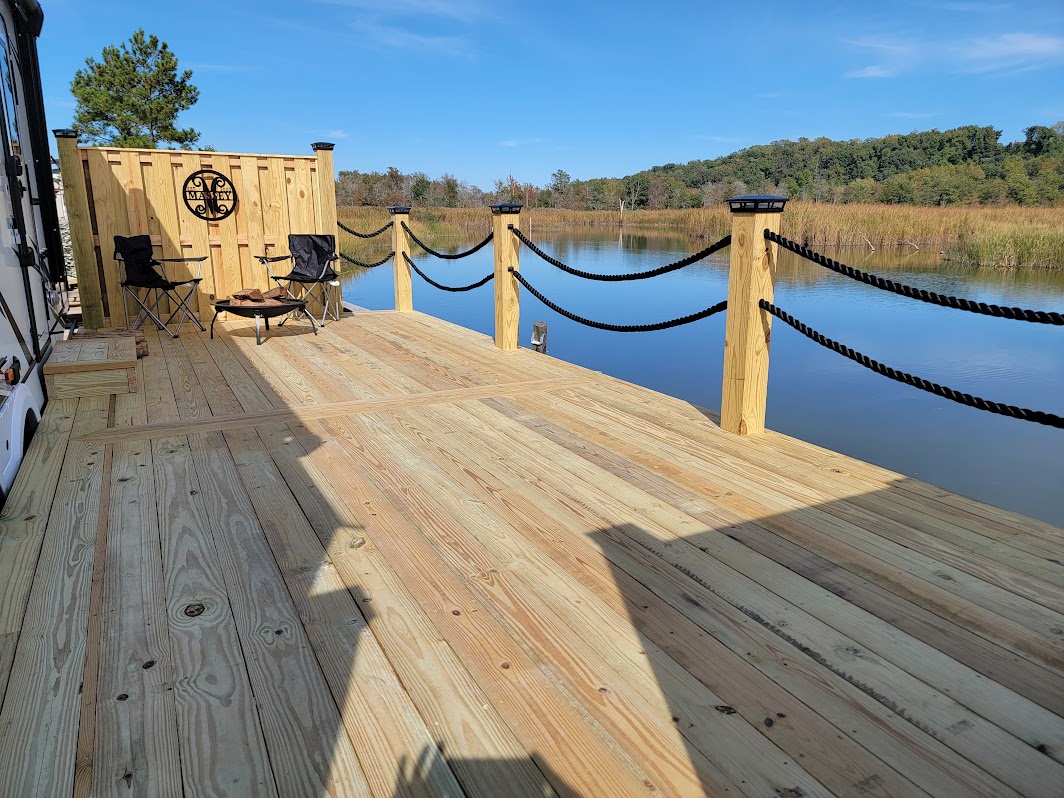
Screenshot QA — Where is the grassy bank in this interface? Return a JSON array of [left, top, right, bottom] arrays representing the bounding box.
[[337, 203, 1064, 269]]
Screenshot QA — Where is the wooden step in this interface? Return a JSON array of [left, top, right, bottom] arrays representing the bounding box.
[[43, 338, 138, 398]]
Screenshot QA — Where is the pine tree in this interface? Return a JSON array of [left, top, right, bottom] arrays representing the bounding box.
[[71, 29, 200, 149]]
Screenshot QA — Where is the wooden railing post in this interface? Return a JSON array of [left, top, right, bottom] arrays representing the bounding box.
[[490, 202, 522, 350], [720, 195, 787, 436], [312, 142, 338, 235], [53, 129, 105, 328], [312, 142, 338, 318], [389, 205, 413, 312]]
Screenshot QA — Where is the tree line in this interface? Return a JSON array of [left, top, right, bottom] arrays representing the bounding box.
[[338, 124, 1064, 210]]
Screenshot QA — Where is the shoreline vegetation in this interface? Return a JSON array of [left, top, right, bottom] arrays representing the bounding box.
[[338, 203, 1064, 270]]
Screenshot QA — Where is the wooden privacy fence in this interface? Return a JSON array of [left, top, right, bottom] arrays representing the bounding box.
[[53, 131, 338, 328]]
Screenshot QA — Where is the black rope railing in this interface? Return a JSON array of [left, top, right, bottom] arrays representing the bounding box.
[[766, 231, 1063, 326], [402, 222, 494, 260], [338, 220, 393, 239], [403, 253, 494, 292], [761, 300, 1063, 429], [339, 251, 394, 269], [510, 268, 727, 332], [511, 226, 732, 282]]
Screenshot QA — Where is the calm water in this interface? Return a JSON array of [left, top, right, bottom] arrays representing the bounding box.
[[341, 227, 1064, 527]]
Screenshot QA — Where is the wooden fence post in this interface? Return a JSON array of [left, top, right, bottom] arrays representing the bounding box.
[[53, 129, 105, 328], [389, 205, 412, 312], [491, 202, 522, 350], [720, 195, 787, 436], [312, 142, 339, 317]]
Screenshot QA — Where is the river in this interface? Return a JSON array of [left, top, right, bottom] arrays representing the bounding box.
[[340, 226, 1064, 527]]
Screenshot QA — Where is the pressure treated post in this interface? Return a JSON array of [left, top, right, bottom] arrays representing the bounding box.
[[312, 142, 338, 234], [390, 205, 413, 312], [720, 195, 787, 436], [53, 129, 105, 328], [491, 202, 522, 350], [312, 142, 337, 317]]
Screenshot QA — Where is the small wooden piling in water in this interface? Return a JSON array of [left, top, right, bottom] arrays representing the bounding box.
[[531, 321, 547, 353]]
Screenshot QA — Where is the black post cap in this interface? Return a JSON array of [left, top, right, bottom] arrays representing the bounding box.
[[490, 202, 524, 215], [53, 129, 78, 138], [727, 195, 787, 213], [387, 205, 412, 214], [311, 142, 335, 151]]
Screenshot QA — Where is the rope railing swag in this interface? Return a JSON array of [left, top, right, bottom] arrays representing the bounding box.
[[511, 268, 727, 333], [338, 220, 393, 239], [761, 300, 1064, 429], [401, 222, 494, 260], [766, 231, 1063, 326], [403, 253, 494, 292], [511, 226, 733, 282], [339, 251, 394, 269]]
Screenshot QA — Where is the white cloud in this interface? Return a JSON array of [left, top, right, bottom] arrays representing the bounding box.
[[930, 2, 1013, 11], [844, 30, 1063, 78], [316, 0, 487, 21], [844, 36, 917, 58], [846, 65, 896, 78], [952, 32, 1064, 73], [498, 137, 544, 149], [351, 20, 471, 56]]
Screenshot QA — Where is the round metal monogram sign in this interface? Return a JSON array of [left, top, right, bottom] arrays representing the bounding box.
[[182, 169, 237, 221]]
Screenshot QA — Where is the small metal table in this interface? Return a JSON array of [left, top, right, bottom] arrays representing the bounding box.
[[210, 299, 317, 345]]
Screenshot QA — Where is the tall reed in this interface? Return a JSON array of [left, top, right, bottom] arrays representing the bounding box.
[[337, 204, 1064, 269]]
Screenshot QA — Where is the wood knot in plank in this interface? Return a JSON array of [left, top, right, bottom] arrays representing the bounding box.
[[183, 603, 206, 617]]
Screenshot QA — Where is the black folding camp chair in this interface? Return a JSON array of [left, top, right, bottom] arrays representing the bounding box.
[[114, 235, 207, 338], [257, 234, 341, 326]]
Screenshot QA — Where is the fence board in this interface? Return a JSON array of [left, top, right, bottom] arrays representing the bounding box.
[[291, 159, 315, 234], [239, 157, 266, 291], [261, 157, 289, 256], [85, 150, 129, 327], [172, 153, 216, 321]]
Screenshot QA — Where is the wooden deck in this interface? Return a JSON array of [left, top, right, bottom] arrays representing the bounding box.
[[0, 310, 1061, 798]]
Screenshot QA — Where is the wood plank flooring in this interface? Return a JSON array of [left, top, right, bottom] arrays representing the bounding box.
[[0, 309, 1061, 798]]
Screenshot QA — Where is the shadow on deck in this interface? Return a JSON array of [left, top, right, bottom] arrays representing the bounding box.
[[0, 311, 1061, 797]]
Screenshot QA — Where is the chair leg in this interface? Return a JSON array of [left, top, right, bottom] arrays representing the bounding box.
[[123, 286, 173, 336], [161, 286, 206, 335]]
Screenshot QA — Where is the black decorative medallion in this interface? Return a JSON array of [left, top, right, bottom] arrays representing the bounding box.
[[182, 169, 237, 221]]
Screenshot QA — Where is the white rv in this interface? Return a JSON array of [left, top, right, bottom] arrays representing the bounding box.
[[0, 0, 66, 505]]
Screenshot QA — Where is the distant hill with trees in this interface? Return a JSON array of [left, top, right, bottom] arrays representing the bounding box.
[[336, 123, 1064, 210]]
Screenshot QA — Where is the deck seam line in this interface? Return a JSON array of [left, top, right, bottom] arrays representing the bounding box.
[[74, 376, 592, 443]]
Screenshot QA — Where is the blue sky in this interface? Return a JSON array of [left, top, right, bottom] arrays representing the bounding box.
[[38, 0, 1064, 188]]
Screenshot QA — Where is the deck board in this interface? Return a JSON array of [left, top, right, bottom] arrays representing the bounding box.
[[1, 310, 1061, 798]]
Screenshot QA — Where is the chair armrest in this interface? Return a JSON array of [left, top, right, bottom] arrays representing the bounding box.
[[259, 253, 292, 281], [157, 256, 208, 262]]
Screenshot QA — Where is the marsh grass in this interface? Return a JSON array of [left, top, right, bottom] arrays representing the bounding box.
[[337, 203, 1064, 269]]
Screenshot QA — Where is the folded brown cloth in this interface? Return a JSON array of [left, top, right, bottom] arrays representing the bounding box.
[[262, 286, 290, 300], [232, 288, 264, 302]]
